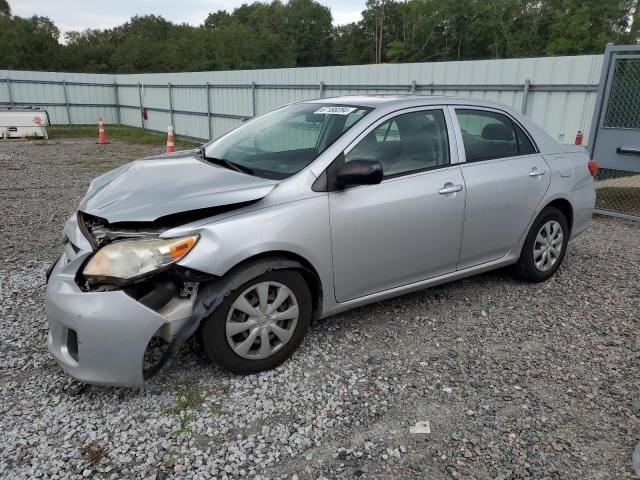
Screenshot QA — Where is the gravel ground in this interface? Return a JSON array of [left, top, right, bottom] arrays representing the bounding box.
[[1, 138, 639, 479]]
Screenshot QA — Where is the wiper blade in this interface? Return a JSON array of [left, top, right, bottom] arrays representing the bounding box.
[[197, 147, 254, 175]]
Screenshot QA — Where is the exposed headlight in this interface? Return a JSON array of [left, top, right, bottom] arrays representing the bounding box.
[[83, 235, 199, 283]]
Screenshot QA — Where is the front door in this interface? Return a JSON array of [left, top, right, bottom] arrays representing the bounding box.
[[328, 108, 466, 302]]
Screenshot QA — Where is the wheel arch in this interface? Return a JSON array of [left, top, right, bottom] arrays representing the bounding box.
[[221, 250, 324, 321], [543, 197, 574, 235]]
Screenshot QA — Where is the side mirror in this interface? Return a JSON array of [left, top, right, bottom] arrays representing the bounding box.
[[335, 159, 383, 188]]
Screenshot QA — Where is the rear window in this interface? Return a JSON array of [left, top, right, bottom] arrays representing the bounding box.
[[456, 109, 536, 162]]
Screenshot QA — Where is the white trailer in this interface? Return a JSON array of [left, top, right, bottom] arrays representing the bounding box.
[[0, 108, 49, 139]]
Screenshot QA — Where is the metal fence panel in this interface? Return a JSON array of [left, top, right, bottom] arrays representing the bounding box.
[[257, 87, 318, 114], [118, 85, 141, 107], [209, 87, 252, 116], [1, 55, 603, 143], [119, 104, 142, 128]]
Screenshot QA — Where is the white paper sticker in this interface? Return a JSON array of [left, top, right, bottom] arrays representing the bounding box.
[[314, 106, 357, 115], [409, 420, 431, 434]]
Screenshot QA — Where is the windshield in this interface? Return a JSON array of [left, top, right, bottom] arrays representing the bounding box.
[[203, 103, 371, 179]]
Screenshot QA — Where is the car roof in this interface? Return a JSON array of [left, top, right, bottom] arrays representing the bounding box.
[[304, 95, 504, 110]]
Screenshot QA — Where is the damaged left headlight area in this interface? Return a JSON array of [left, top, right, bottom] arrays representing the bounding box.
[[77, 212, 203, 289], [82, 235, 199, 286], [70, 212, 218, 381]]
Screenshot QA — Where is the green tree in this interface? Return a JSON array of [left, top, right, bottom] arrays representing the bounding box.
[[0, 15, 62, 70], [62, 29, 116, 72], [544, 0, 634, 55], [282, 0, 335, 66], [0, 0, 637, 73], [0, 0, 11, 17], [334, 22, 374, 64]]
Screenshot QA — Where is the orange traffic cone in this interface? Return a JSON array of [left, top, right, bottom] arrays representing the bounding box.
[[165, 125, 176, 153], [97, 117, 108, 144]]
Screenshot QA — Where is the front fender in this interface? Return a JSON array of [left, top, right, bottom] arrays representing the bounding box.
[[169, 195, 333, 300]]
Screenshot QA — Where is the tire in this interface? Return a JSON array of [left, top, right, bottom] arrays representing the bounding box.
[[511, 206, 569, 282], [199, 269, 312, 374]]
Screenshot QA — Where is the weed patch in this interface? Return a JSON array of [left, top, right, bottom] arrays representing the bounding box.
[[80, 441, 107, 468]]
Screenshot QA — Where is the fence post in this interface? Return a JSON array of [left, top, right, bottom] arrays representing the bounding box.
[[205, 82, 212, 140], [168, 82, 175, 130], [319, 81, 325, 98], [138, 83, 145, 129], [5, 78, 13, 107], [588, 42, 615, 157], [251, 81, 257, 117], [113, 82, 121, 125], [411, 80, 417, 93], [521, 79, 531, 114], [62, 80, 71, 125]]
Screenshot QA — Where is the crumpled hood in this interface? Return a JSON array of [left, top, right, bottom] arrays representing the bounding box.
[[79, 150, 279, 223]]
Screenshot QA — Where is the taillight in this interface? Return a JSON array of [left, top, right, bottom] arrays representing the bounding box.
[[588, 159, 598, 177]]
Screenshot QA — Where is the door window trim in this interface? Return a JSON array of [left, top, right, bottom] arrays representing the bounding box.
[[449, 105, 539, 164]]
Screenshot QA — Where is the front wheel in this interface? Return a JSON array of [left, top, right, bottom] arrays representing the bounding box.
[[199, 269, 312, 374], [511, 206, 569, 282]]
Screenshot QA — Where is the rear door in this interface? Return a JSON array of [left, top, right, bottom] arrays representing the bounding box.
[[453, 107, 551, 270], [328, 107, 466, 302]]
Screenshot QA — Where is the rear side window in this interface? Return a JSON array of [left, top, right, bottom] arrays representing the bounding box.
[[456, 109, 536, 162]]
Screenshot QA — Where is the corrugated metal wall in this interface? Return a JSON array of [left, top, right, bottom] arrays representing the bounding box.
[[0, 54, 603, 144]]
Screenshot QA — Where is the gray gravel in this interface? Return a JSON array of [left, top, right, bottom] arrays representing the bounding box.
[[1, 138, 639, 479]]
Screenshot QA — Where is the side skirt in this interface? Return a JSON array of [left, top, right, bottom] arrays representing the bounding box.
[[320, 254, 519, 318]]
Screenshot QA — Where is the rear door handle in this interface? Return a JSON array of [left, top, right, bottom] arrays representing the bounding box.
[[529, 168, 546, 177], [438, 184, 463, 195]]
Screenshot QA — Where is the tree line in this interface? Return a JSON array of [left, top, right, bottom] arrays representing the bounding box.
[[0, 0, 638, 73]]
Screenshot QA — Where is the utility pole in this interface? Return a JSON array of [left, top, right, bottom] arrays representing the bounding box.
[[631, 1, 640, 44], [377, 0, 385, 63]]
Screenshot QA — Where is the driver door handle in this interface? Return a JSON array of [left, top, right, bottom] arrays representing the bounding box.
[[529, 168, 546, 177], [438, 184, 463, 195]]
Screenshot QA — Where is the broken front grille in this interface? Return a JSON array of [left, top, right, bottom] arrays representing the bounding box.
[[77, 211, 166, 248]]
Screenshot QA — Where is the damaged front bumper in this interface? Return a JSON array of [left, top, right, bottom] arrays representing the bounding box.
[[45, 225, 305, 387], [45, 251, 191, 387]]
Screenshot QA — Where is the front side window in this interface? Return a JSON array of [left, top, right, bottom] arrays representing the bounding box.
[[456, 109, 536, 162], [345, 109, 450, 177], [204, 104, 371, 179]]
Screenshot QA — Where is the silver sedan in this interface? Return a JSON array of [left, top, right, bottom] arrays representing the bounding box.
[[45, 96, 597, 386]]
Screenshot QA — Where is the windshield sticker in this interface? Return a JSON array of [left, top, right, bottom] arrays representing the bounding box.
[[314, 106, 357, 115]]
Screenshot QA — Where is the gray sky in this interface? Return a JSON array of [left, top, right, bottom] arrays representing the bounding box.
[[12, 0, 366, 37]]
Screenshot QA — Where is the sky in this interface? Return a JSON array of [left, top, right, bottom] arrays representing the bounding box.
[[11, 0, 366, 37]]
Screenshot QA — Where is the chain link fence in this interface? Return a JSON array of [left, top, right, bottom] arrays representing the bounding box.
[[603, 59, 640, 129], [595, 168, 640, 217]]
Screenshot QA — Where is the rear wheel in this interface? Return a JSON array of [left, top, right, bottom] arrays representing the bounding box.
[[511, 206, 569, 282], [199, 269, 312, 374]]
